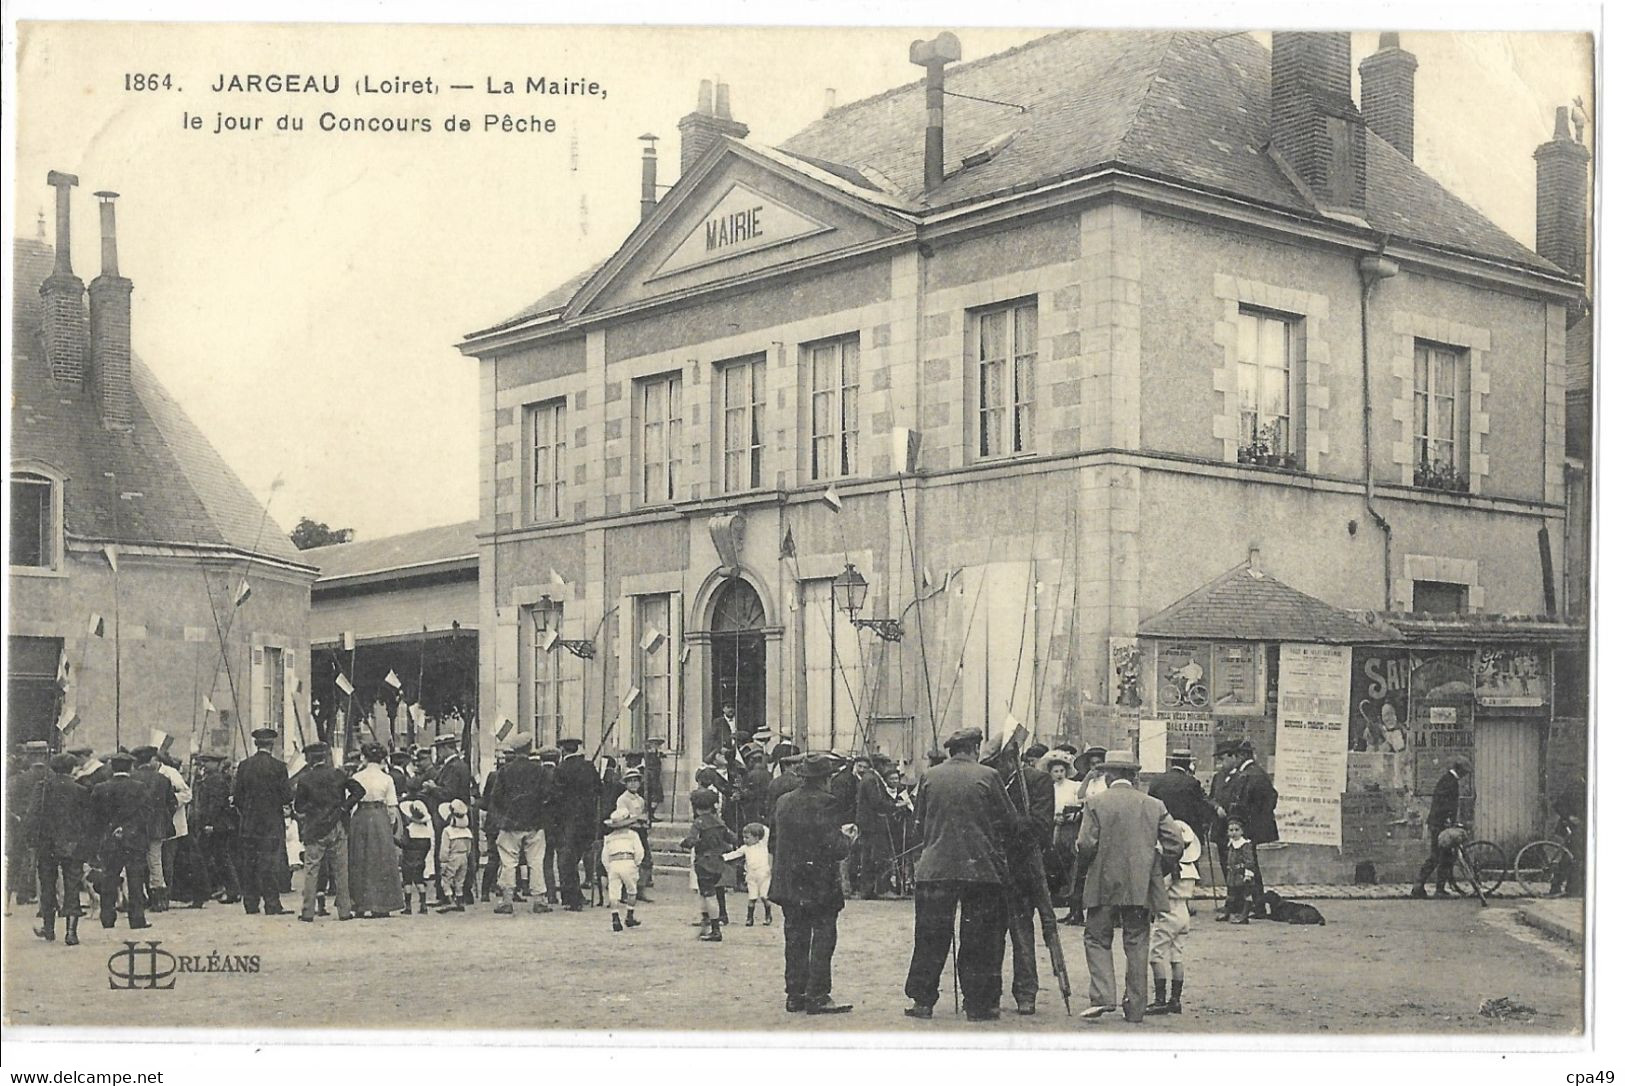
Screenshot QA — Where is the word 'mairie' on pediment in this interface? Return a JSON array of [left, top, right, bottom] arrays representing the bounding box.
[[651, 181, 833, 280]]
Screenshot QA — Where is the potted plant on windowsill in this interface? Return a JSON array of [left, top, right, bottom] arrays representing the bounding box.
[[1413, 460, 1470, 493]]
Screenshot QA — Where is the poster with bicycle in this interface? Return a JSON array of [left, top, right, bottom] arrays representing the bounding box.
[[1273, 643, 1352, 847], [1151, 640, 1211, 715]]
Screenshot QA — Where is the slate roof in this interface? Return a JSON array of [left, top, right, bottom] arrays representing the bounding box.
[[10, 237, 308, 567], [307, 519, 478, 583], [479, 30, 1565, 341], [1139, 561, 1398, 643]]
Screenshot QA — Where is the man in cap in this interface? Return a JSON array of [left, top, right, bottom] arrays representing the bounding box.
[[488, 737, 553, 915], [293, 742, 363, 922], [764, 749, 805, 831], [28, 753, 90, 944], [1060, 745, 1109, 924], [993, 735, 1057, 1016], [424, 734, 475, 905], [770, 752, 858, 1014], [855, 754, 898, 899], [903, 727, 1020, 1022], [707, 699, 743, 765], [192, 752, 241, 903], [1207, 741, 1242, 899], [90, 752, 155, 930], [1075, 750, 1183, 1023], [829, 755, 864, 894], [553, 737, 600, 910], [7, 741, 50, 909], [1148, 749, 1214, 843], [477, 746, 514, 902], [234, 727, 293, 915], [536, 746, 563, 903], [129, 746, 179, 912], [1411, 759, 1471, 900], [1224, 740, 1277, 916]]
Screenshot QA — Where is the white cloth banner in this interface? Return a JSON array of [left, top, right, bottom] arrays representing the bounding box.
[[1273, 643, 1352, 847]]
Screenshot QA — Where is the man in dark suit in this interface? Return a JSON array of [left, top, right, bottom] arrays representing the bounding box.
[[234, 727, 292, 915], [769, 752, 857, 1015], [537, 747, 563, 903], [707, 701, 743, 763], [992, 738, 1056, 1016], [489, 740, 554, 914], [903, 728, 1020, 1022], [192, 753, 240, 903], [765, 750, 804, 831], [1411, 759, 1470, 899], [1076, 750, 1183, 1024], [854, 755, 897, 899], [90, 752, 155, 930], [1148, 749, 1214, 841], [293, 742, 364, 922], [29, 753, 90, 945], [7, 743, 49, 908], [130, 746, 178, 912], [1222, 741, 1277, 916], [552, 738, 599, 910]]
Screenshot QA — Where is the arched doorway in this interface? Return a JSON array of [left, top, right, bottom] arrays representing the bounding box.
[[710, 577, 767, 744]]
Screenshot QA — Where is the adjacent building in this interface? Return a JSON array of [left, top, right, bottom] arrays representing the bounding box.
[[458, 31, 1589, 879], [10, 175, 315, 760]]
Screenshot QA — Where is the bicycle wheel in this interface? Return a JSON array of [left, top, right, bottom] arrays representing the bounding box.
[[1187, 683, 1210, 709], [1514, 840, 1574, 897], [1450, 840, 1507, 897]]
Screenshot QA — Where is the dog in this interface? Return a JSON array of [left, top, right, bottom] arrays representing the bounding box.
[[1262, 890, 1326, 925]]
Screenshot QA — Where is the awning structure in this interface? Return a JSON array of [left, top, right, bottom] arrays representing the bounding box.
[[1138, 561, 1401, 644], [1380, 614, 1588, 648]]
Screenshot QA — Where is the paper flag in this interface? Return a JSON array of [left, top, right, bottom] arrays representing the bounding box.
[[342, 631, 356, 651], [287, 753, 307, 778], [538, 627, 559, 653], [640, 626, 665, 653], [787, 590, 798, 614], [495, 718, 515, 741], [159, 733, 176, 754], [88, 613, 105, 638], [103, 544, 119, 572], [779, 525, 797, 560], [892, 426, 921, 475], [203, 695, 217, 714], [622, 686, 642, 710], [335, 673, 355, 696], [679, 643, 691, 665], [384, 669, 403, 690], [549, 568, 568, 586], [149, 728, 168, 750], [55, 651, 70, 689], [56, 704, 80, 737], [821, 486, 842, 512], [1001, 714, 1024, 747], [233, 580, 253, 606], [920, 564, 934, 591]]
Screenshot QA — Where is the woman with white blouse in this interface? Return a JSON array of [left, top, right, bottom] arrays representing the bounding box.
[[347, 743, 405, 918]]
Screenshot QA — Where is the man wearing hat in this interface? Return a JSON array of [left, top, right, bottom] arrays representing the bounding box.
[[234, 727, 293, 915], [1148, 749, 1214, 843], [1220, 741, 1277, 917], [764, 749, 805, 828], [995, 737, 1057, 1017], [293, 742, 363, 922], [28, 753, 90, 945], [1207, 741, 1241, 887], [7, 741, 50, 909], [423, 734, 475, 906], [903, 728, 1020, 1022], [1059, 745, 1108, 924], [1075, 750, 1183, 1023], [640, 739, 667, 820], [89, 752, 156, 930], [553, 737, 600, 910], [488, 737, 553, 914], [130, 746, 180, 912], [192, 753, 241, 903], [536, 746, 563, 903], [854, 754, 898, 899], [769, 752, 858, 1014]]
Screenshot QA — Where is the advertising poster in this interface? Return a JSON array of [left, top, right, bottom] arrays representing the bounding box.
[[1152, 640, 1212, 714], [1210, 641, 1263, 712], [1109, 637, 1143, 708], [1349, 646, 1410, 752], [1273, 643, 1352, 846], [1409, 652, 1475, 791], [1473, 647, 1550, 711], [1166, 712, 1216, 773]]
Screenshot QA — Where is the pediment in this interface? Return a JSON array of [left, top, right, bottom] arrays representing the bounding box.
[[570, 143, 914, 319]]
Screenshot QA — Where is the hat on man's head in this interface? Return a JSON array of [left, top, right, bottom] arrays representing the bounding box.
[[66, 745, 94, 757], [389, 750, 411, 765], [49, 753, 78, 774], [777, 752, 806, 770], [795, 752, 848, 779], [689, 787, 718, 810], [251, 727, 278, 743], [1168, 748, 1195, 766], [944, 727, 984, 751], [108, 751, 136, 772], [432, 734, 459, 747], [1100, 749, 1140, 773], [20, 740, 49, 755], [1023, 744, 1050, 762], [1081, 744, 1107, 759], [558, 737, 584, 754], [1214, 740, 1240, 758], [304, 741, 330, 757], [538, 746, 561, 762], [130, 745, 159, 763], [622, 750, 645, 764], [1050, 743, 1078, 756], [196, 752, 227, 763], [621, 767, 644, 783]]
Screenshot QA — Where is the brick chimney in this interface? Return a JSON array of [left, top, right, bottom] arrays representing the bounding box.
[[639, 133, 659, 220], [1270, 32, 1366, 214], [1359, 32, 1418, 160], [39, 171, 87, 384], [1534, 106, 1589, 282], [909, 32, 962, 191], [677, 79, 748, 174], [89, 191, 134, 430]]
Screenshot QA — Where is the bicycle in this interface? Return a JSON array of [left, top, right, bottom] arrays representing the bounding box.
[[1157, 679, 1210, 710], [1513, 816, 1579, 897], [1437, 826, 1506, 905]]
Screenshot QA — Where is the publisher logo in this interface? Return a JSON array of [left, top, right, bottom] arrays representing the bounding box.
[[107, 941, 177, 990]]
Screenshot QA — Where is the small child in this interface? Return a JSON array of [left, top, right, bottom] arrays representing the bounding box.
[[1223, 817, 1259, 924], [613, 770, 655, 902], [436, 799, 474, 913], [399, 795, 436, 915], [722, 822, 774, 926], [600, 813, 646, 932], [1149, 819, 1201, 1014], [680, 788, 736, 942]]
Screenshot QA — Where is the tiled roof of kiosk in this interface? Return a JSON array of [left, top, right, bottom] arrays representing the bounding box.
[[483, 30, 1561, 340], [307, 519, 479, 583], [10, 237, 308, 567], [1139, 562, 1398, 643]]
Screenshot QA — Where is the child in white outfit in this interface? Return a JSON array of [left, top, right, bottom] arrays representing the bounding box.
[[436, 799, 474, 913], [722, 822, 773, 926], [399, 797, 436, 915], [1149, 818, 1201, 1015], [600, 814, 646, 932]]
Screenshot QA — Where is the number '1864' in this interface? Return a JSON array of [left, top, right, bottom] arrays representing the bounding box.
[[125, 73, 175, 91]]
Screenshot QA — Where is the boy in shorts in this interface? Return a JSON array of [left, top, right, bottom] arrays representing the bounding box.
[[1149, 818, 1201, 1014]]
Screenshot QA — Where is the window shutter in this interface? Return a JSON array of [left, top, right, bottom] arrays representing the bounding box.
[[251, 648, 266, 731]]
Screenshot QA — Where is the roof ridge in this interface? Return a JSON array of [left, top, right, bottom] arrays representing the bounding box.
[[1110, 30, 1181, 164]]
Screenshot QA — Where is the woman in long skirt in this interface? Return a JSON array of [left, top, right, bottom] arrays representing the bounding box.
[[348, 743, 405, 918]]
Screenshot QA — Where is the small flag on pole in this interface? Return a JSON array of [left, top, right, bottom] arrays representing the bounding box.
[[159, 733, 176, 756], [622, 686, 642, 710], [549, 568, 568, 587], [203, 695, 217, 715], [287, 752, 307, 777], [640, 626, 665, 653], [780, 525, 797, 560], [820, 485, 842, 512], [88, 613, 105, 638], [920, 564, 935, 591], [787, 590, 798, 614], [149, 728, 168, 751], [495, 718, 516, 742], [1002, 714, 1025, 749], [342, 631, 356, 651], [383, 669, 403, 690], [103, 543, 119, 572], [335, 673, 355, 697], [55, 651, 70, 690], [56, 703, 80, 738], [233, 580, 252, 606], [679, 643, 691, 665], [538, 627, 559, 653]]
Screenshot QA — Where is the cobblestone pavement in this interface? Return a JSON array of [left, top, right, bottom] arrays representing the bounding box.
[[4, 887, 1583, 1036]]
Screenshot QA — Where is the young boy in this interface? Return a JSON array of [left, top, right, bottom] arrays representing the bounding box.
[[600, 813, 646, 932], [1149, 819, 1201, 1014], [680, 788, 736, 942], [436, 799, 474, 913], [1223, 817, 1259, 924], [611, 768, 655, 903], [399, 795, 435, 915], [722, 822, 773, 926]]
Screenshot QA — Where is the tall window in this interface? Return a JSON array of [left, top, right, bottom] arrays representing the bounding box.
[[720, 355, 766, 492], [633, 595, 674, 748], [262, 647, 286, 732], [809, 336, 860, 480], [528, 399, 568, 522], [638, 373, 683, 504], [977, 300, 1037, 457], [1237, 309, 1294, 460], [9, 473, 53, 568], [529, 602, 566, 745], [1414, 342, 1465, 474]]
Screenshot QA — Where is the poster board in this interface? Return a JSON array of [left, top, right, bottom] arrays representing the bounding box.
[[1473, 647, 1550, 713], [1273, 644, 1352, 847], [1349, 646, 1411, 753], [1109, 637, 1144, 709], [1409, 652, 1475, 792]]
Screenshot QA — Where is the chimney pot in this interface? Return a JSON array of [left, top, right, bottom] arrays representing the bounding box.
[[1272, 32, 1365, 212], [714, 82, 733, 121], [95, 191, 120, 277], [40, 170, 87, 385], [1553, 105, 1571, 140], [639, 134, 659, 221], [677, 79, 748, 175], [1359, 32, 1419, 160], [909, 31, 962, 191], [697, 79, 714, 116], [1378, 31, 1400, 49]]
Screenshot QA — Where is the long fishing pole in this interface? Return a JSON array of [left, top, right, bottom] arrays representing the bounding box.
[[896, 476, 939, 749]]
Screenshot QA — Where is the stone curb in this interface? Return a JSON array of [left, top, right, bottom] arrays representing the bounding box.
[[1517, 903, 1583, 944]]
